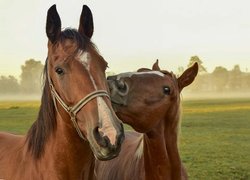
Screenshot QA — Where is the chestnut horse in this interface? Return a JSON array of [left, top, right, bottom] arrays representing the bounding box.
[[0, 5, 124, 180], [95, 61, 198, 179]]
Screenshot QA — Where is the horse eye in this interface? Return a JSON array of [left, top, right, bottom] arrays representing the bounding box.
[[55, 67, 64, 75], [163, 86, 170, 95]]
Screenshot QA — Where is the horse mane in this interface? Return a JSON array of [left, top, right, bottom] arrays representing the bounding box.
[[26, 59, 56, 159], [26, 28, 93, 159], [171, 72, 182, 144]]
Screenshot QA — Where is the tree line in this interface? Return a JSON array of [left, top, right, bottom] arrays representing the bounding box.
[[0, 56, 249, 95], [0, 59, 43, 94], [182, 56, 250, 93]]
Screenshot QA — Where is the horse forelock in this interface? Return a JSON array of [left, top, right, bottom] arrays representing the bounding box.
[[59, 28, 89, 51], [58, 29, 108, 72]]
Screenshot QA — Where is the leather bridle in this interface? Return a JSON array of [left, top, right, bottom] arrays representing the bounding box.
[[47, 62, 110, 140]]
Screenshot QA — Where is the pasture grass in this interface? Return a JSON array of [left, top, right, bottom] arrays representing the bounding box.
[[0, 101, 39, 134], [0, 98, 249, 179], [180, 98, 250, 179]]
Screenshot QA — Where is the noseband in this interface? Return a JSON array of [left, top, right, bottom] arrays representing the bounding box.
[[47, 64, 110, 140]]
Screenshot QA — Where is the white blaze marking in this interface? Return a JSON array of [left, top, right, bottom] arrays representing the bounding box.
[[97, 97, 117, 145], [79, 51, 91, 70], [116, 71, 164, 80], [79, 51, 117, 145]]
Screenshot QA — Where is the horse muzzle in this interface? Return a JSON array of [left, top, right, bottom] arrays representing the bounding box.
[[91, 123, 124, 160]]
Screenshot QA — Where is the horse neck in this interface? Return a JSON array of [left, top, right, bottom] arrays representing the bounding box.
[[143, 120, 171, 180], [143, 100, 182, 180], [43, 109, 95, 179], [163, 100, 182, 180]]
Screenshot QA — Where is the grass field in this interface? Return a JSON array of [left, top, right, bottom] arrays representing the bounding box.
[[0, 98, 250, 179]]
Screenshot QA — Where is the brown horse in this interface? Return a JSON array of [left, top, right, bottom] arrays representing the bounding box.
[[0, 5, 124, 180], [95, 61, 198, 180]]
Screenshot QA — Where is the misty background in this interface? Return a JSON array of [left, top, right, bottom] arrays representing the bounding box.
[[0, 56, 249, 100], [0, 0, 250, 100]]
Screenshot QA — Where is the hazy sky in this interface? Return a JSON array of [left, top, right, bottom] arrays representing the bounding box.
[[0, 0, 250, 77]]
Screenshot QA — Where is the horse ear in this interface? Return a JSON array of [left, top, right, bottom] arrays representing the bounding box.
[[78, 5, 94, 38], [46, 5, 61, 44], [178, 62, 198, 91], [152, 59, 161, 71]]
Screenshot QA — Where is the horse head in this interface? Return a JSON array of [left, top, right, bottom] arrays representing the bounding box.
[[45, 5, 124, 160], [107, 60, 198, 133]]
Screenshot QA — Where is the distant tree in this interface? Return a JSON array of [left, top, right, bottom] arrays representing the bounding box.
[[187, 56, 207, 73], [20, 59, 44, 94], [228, 65, 242, 90], [0, 75, 20, 94], [242, 74, 250, 90], [212, 66, 229, 91], [233, 65, 241, 72]]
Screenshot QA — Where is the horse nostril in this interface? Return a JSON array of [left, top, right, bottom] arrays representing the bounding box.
[[93, 127, 109, 148], [116, 80, 128, 94]]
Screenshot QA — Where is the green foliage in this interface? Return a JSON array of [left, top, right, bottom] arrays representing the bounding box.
[[0, 99, 249, 179], [0, 59, 44, 95], [20, 59, 44, 94], [212, 66, 229, 91], [187, 56, 207, 73], [185, 56, 250, 94], [228, 65, 243, 90], [187, 63, 250, 93], [0, 75, 20, 94]]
